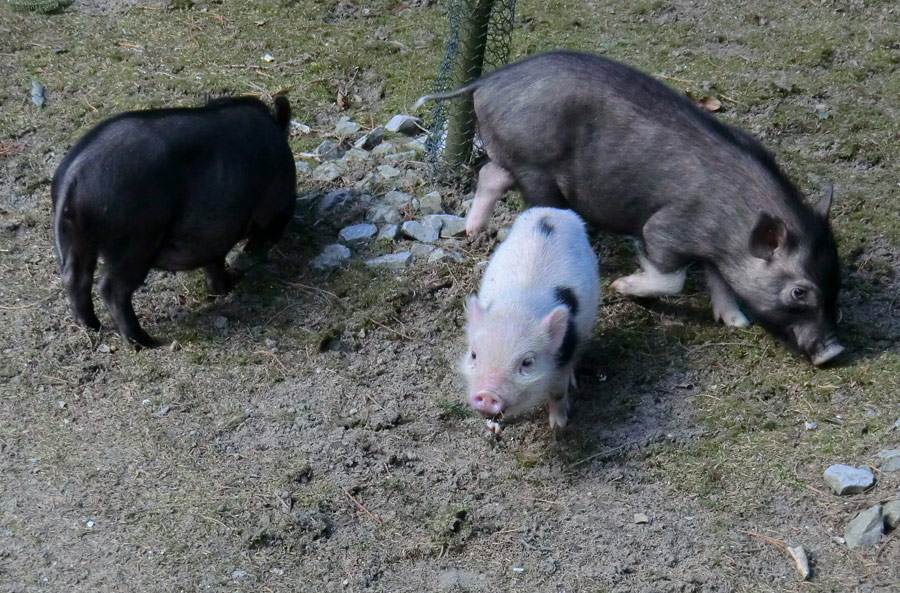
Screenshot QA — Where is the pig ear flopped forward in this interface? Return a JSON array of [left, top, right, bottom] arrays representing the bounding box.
[[812, 183, 834, 221], [540, 305, 570, 352], [749, 212, 787, 261]]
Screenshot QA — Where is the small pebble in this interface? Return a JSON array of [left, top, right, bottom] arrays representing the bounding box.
[[634, 513, 649, 524], [804, 421, 817, 430]]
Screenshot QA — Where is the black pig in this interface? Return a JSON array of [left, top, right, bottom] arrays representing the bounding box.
[[416, 50, 843, 366], [52, 96, 297, 348]]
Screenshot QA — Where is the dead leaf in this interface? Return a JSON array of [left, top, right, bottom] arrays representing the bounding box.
[[255, 20, 266, 26], [698, 95, 722, 112], [336, 91, 345, 109], [0, 141, 23, 156]]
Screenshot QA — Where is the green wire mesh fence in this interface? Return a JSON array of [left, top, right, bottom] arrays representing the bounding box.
[[424, 0, 516, 173]]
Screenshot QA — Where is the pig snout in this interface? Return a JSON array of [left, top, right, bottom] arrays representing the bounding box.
[[470, 390, 504, 416], [808, 337, 845, 366]]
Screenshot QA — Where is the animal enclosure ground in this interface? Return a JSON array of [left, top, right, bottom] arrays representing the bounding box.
[[1, 1, 899, 592]]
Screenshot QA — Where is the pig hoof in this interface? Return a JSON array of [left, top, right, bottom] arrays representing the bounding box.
[[716, 309, 750, 328], [548, 400, 569, 429], [609, 274, 640, 295]]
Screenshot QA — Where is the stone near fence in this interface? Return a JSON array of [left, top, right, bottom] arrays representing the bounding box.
[[844, 504, 883, 549], [354, 126, 385, 150], [384, 190, 416, 209], [402, 220, 439, 243], [823, 464, 875, 495], [385, 114, 421, 136], [376, 164, 403, 179], [410, 243, 436, 259], [365, 252, 413, 269], [312, 162, 343, 183], [311, 244, 351, 270], [377, 224, 399, 242], [883, 500, 900, 529], [876, 449, 900, 473], [418, 191, 443, 214], [372, 142, 398, 157], [334, 116, 361, 138], [427, 248, 465, 264], [367, 203, 402, 225], [338, 223, 377, 245], [344, 148, 371, 161], [319, 188, 354, 213], [314, 139, 346, 161]]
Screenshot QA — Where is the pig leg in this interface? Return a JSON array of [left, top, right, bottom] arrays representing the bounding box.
[[610, 254, 686, 297], [548, 369, 573, 429], [204, 259, 231, 296], [466, 161, 516, 235], [705, 266, 750, 327], [98, 258, 157, 348], [61, 245, 101, 330], [244, 200, 294, 255]]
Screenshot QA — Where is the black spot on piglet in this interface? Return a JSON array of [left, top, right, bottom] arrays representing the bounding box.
[[553, 286, 579, 367], [553, 286, 579, 316], [538, 216, 555, 236]]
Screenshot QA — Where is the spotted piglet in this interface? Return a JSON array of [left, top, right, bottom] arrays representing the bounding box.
[[461, 207, 600, 429]]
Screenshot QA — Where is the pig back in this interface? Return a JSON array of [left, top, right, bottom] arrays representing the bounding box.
[[479, 207, 599, 336]]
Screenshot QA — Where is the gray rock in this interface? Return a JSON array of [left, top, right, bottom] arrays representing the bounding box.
[[427, 248, 465, 264], [343, 148, 371, 161], [383, 150, 418, 164], [214, 316, 228, 329], [319, 188, 354, 213], [384, 190, 416, 209], [31, 81, 46, 108], [334, 116, 361, 138], [338, 223, 377, 245], [410, 243, 436, 259], [433, 214, 467, 238], [385, 114, 421, 136], [367, 203, 402, 225], [311, 244, 351, 270], [823, 464, 875, 495], [377, 224, 399, 241], [354, 127, 385, 150], [877, 449, 900, 473], [844, 505, 883, 549], [353, 173, 377, 192], [894, 415, 900, 430], [418, 191, 443, 214], [376, 164, 403, 179], [295, 160, 310, 174], [406, 135, 428, 153], [402, 220, 439, 243], [372, 142, 398, 156], [365, 252, 412, 269], [883, 500, 900, 529], [314, 139, 346, 161], [231, 570, 249, 580], [496, 225, 512, 242], [311, 162, 343, 183]]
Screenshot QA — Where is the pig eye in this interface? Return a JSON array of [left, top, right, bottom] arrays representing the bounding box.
[[521, 357, 534, 369], [470, 351, 477, 360], [791, 287, 808, 302]]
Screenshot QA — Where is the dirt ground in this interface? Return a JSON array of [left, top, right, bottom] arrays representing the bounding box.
[[2, 1, 899, 592]]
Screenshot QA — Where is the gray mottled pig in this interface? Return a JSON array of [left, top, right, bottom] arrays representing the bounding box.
[[418, 50, 843, 366]]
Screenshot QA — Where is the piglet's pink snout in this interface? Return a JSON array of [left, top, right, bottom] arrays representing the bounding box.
[[470, 390, 504, 416]]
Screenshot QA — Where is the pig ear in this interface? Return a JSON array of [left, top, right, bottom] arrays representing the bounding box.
[[540, 305, 570, 351], [812, 183, 834, 221], [465, 295, 484, 324], [749, 212, 786, 261]]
